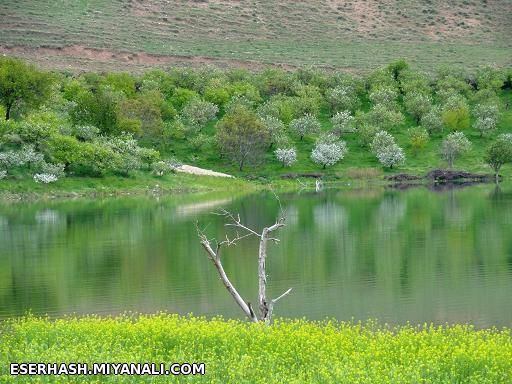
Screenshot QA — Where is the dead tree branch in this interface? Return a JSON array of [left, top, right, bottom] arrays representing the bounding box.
[[197, 203, 291, 324]]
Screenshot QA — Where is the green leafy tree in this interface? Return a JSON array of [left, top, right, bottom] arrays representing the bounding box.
[[0, 57, 53, 120], [216, 106, 270, 171], [404, 92, 432, 124], [485, 137, 512, 184]]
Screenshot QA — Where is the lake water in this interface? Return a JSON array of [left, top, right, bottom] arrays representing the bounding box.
[[1, 185, 512, 327]]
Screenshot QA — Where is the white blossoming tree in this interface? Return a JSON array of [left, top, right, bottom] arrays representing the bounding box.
[[275, 148, 297, 167], [370, 131, 396, 155], [311, 141, 348, 169], [441, 132, 471, 168], [330, 111, 355, 134], [290, 114, 320, 140], [376, 143, 406, 168], [474, 104, 499, 137]]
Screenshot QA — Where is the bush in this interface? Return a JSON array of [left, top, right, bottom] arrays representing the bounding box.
[[33, 173, 58, 183], [0, 170, 6, 180], [151, 161, 172, 177], [275, 148, 297, 167], [189, 134, 212, 151], [73, 125, 100, 141]]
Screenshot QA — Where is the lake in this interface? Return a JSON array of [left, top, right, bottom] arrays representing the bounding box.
[[1, 184, 512, 327]]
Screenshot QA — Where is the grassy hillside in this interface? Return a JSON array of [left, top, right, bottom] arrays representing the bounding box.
[[0, 0, 511, 72]]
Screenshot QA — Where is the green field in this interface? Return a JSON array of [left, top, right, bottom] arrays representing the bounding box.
[[0, 0, 510, 71], [1, 315, 511, 383]]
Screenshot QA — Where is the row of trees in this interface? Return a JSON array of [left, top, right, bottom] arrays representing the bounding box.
[[1, 56, 511, 181]]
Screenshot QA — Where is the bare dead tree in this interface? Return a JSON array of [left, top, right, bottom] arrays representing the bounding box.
[[197, 203, 292, 325]]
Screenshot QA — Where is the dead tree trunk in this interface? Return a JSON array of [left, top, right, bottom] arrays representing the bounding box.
[[197, 208, 292, 324]]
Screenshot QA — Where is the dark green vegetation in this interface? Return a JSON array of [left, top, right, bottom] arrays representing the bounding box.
[[1, 57, 511, 194], [2, 187, 512, 325], [0, 1, 511, 71], [1, 315, 511, 383]]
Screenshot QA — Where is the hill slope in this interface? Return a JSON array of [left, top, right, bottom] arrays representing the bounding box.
[[0, 0, 511, 71]]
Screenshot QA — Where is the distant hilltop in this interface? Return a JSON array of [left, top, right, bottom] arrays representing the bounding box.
[[0, 0, 510, 72]]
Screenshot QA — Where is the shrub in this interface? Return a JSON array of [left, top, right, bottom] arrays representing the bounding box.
[[311, 141, 348, 168], [151, 161, 172, 177], [39, 162, 65, 178], [189, 133, 212, 151], [33, 173, 58, 183], [73, 125, 100, 141], [290, 114, 321, 140], [275, 148, 297, 167], [0, 170, 6, 180]]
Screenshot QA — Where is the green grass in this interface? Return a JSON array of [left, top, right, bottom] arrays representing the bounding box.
[[1, 314, 511, 383], [0, 0, 510, 71], [0, 172, 265, 200]]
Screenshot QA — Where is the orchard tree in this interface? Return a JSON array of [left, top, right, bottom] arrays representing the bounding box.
[[330, 111, 355, 134], [485, 137, 512, 184], [421, 106, 444, 135], [369, 87, 399, 109], [325, 86, 360, 113], [370, 131, 396, 155], [0, 57, 53, 120], [181, 98, 219, 131], [216, 106, 269, 171], [474, 104, 499, 137], [441, 132, 471, 168], [290, 113, 320, 140], [261, 115, 285, 149], [376, 143, 405, 169], [442, 96, 470, 131], [275, 148, 297, 167], [363, 104, 404, 132], [311, 140, 347, 169], [407, 127, 430, 153], [404, 92, 432, 124]]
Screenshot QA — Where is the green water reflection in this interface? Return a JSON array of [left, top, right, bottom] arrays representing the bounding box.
[[0, 185, 511, 326]]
